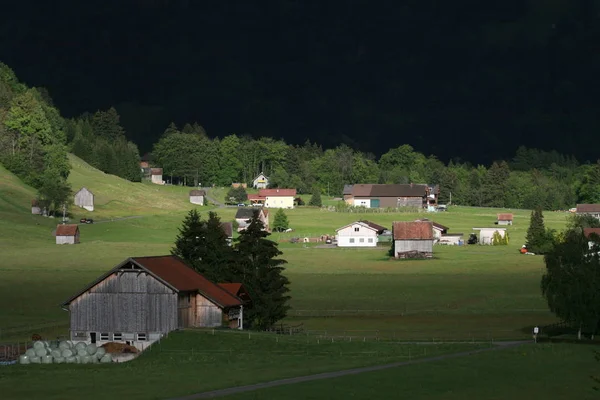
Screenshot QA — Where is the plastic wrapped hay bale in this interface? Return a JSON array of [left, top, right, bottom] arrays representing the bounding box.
[[95, 347, 106, 359], [61, 349, 73, 358], [19, 355, 30, 364], [91, 355, 99, 364], [85, 343, 97, 356], [77, 349, 87, 357], [100, 354, 112, 363], [51, 349, 62, 359], [25, 348, 36, 357], [35, 347, 47, 357], [49, 342, 59, 350], [30, 356, 41, 364], [54, 357, 65, 364], [33, 341, 45, 350], [75, 355, 82, 364], [81, 355, 92, 364], [66, 356, 77, 364], [75, 342, 87, 351], [42, 355, 53, 364], [58, 341, 71, 351]]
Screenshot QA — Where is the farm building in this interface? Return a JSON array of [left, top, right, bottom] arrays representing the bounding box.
[[151, 168, 164, 185], [415, 218, 448, 239], [189, 189, 205, 205], [248, 189, 296, 209], [74, 187, 94, 212], [473, 227, 506, 245], [437, 234, 464, 245], [31, 199, 41, 215], [61, 256, 249, 347], [56, 224, 80, 245], [497, 213, 514, 225], [576, 204, 600, 220], [335, 221, 379, 247], [221, 222, 233, 246], [235, 208, 270, 232], [252, 173, 269, 189], [392, 221, 434, 258], [344, 184, 439, 209]]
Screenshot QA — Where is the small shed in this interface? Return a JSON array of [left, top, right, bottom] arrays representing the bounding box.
[[392, 221, 434, 258], [56, 224, 80, 245], [235, 208, 269, 232], [473, 227, 506, 245], [438, 234, 464, 245], [151, 168, 164, 185], [497, 213, 513, 226], [189, 190, 206, 205], [31, 199, 41, 215], [74, 187, 94, 212], [252, 173, 269, 189]]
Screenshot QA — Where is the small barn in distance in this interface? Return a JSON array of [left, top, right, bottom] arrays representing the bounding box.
[[61, 256, 249, 347], [473, 227, 506, 245], [577, 204, 600, 220], [74, 187, 94, 211], [151, 168, 164, 185], [235, 208, 270, 232], [392, 221, 434, 258], [189, 190, 205, 205], [252, 172, 269, 189], [497, 213, 513, 225], [31, 199, 41, 215], [56, 224, 80, 245]]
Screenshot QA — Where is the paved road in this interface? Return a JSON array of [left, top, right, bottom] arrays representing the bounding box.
[[169, 341, 529, 400], [77, 215, 145, 225]]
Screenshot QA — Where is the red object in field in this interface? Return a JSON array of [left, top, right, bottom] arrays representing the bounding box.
[[520, 247, 527, 254]]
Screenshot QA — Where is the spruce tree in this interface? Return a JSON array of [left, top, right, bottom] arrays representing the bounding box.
[[172, 210, 233, 282], [233, 209, 291, 330], [526, 208, 553, 254], [272, 208, 289, 232], [308, 185, 322, 207]]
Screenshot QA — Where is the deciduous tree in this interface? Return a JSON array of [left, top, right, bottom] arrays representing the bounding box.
[[272, 208, 289, 232]]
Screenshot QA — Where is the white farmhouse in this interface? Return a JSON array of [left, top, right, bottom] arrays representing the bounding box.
[[335, 221, 379, 247]]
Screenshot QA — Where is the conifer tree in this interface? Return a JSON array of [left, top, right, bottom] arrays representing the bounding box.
[[233, 210, 291, 329], [308, 185, 322, 207], [172, 209, 207, 271], [526, 208, 554, 254], [272, 208, 289, 232]]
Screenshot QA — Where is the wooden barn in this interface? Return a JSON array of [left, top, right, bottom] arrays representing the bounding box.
[[31, 199, 41, 215], [74, 187, 94, 212], [189, 189, 206, 205], [392, 221, 434, 258], [151, 168, 164, 185], [61, 256, 249, 347], [56, 224, 80, 245], [497, 213, 513, 226]]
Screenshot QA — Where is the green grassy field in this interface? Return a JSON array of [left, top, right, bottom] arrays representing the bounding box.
[[0, 330, 488, 400], [1, 155, 592, 399], [222, 342, 600, 400]]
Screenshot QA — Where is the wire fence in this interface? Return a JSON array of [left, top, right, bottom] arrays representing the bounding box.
[[286, 308, 549, 317]]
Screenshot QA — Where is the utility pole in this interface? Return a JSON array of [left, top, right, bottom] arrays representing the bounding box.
[[449, 192, 452, 205], [62, 203, 67, 224]]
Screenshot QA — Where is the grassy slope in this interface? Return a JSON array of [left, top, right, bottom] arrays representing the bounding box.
[[0, 330, 486, 400], [223, 342, 600, 400]]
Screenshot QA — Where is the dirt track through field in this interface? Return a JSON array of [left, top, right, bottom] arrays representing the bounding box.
[[168, 340, 529, 400]]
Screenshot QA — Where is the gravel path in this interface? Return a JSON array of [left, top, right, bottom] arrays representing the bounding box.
[[169, 340, 529, 400]]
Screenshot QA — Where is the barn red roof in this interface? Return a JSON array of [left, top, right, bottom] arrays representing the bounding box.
[[393, 221, 433, 240], [247, 194, 264, 201], [258, 188, 297, 197], [497, 213, 514, 221], [151, 168, 163, 175], [56, 224, 79, 236], [219, 283, 252, 303], [584, 228, 600, 238], [577, 204, 600, 213], [189, 190, 206, 196], [132, 256, 242, 307]]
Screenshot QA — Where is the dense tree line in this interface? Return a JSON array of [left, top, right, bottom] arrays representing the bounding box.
[[152, 122, 598, 211], [0, 62, 71, 214], [68, 107, 141, 182]]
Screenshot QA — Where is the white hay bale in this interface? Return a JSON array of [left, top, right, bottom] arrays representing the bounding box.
[[61, 349, 73, 358], [85, 343, 97, 355], [19, 355, 30, 364]]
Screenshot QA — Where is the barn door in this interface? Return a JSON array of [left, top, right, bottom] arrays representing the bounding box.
[[370, 199, 380, 208]]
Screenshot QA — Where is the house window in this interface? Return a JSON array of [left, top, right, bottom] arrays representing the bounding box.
[[368, 238, 374, 243], [354, 227, 359, 232], [349, 238, 355, 243], [137, 333, 147, 341], [359, 238, 364, 243], [113, 333, 123, 341], [100, 333, 110, 341]]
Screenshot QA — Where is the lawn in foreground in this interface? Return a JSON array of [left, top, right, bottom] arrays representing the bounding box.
[[222, 342, 600, 400], [0, 330, 487, 400]]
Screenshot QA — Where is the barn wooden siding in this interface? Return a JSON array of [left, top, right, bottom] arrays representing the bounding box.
[[394, 239, 433, 256], [196, 295, 223, 327], [69, 271, 177, 334], [56, 235, 78, 245], [189, 195, 204, 205], [396, 197, 423, 208]]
